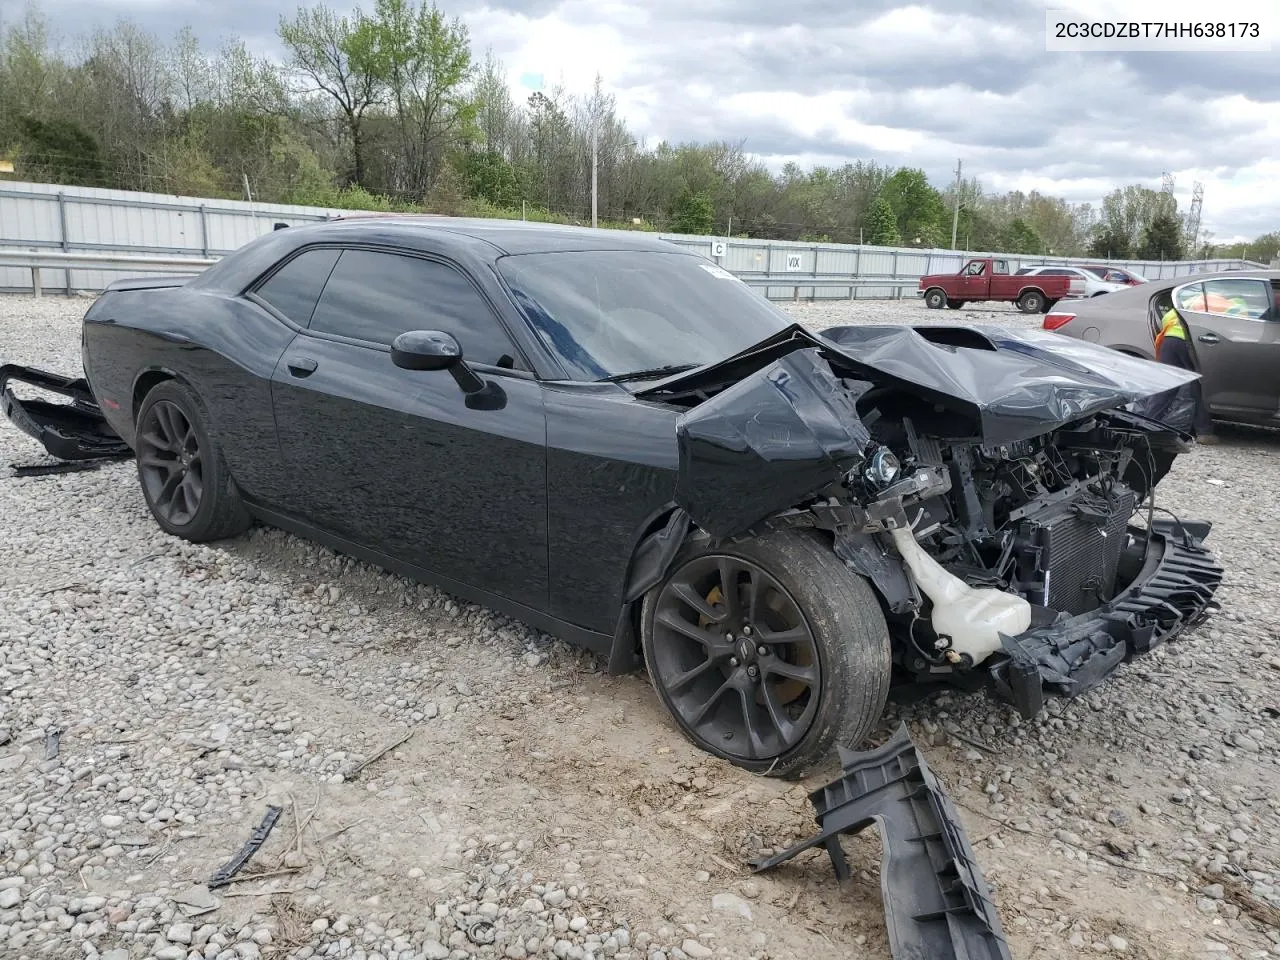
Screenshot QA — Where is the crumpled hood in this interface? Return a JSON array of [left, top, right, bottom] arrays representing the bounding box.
[[639, 322, 1198, 446]]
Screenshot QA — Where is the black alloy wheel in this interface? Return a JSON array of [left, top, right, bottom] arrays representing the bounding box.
[[648, 554, 823, 764], [134, 380, 252, 542], [137, 399, 204, 527]]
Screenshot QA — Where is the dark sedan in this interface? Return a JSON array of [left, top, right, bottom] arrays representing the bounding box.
[[1, 218, 1224, 778]]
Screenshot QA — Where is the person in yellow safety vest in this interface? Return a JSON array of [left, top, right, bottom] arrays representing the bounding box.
[[1154, 304, 1216, 443]]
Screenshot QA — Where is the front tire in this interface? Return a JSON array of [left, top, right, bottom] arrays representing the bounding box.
[[640, 528, 892, 779], [135, 380, 252, 542], [946, 299, 966, 310], [923, 288, 947, 309]]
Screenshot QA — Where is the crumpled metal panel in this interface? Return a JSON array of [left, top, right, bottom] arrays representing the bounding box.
[[641, 323, 1200, 448], [818, 323, 1200, 445], [671, 349, 871, 539], [754, 723, 1014, 960]]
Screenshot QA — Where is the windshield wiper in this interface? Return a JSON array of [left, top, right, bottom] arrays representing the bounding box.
[[597, 363, 700, 384]]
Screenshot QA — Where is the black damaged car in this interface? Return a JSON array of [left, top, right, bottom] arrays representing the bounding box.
[[1, 217, 1224, 777]]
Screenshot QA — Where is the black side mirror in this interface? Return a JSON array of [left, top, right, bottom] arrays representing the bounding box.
[[392, 329, 463, 371], [390, 329, 505, 409]]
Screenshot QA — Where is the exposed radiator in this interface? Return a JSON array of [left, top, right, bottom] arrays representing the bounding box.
[[1022, 490, 1135, 615]]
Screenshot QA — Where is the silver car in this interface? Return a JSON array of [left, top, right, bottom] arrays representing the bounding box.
[[1044, 269, 1280, 428], [1016, 265, 1127, 298]]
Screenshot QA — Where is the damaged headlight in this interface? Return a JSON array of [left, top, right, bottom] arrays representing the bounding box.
[[863, 446, 901, 489]]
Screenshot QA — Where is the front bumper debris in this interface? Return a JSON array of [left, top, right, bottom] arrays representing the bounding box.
[[0, 365, 130, 461], [754, 723, 1014, 960], [989, 518, 1223, 719]]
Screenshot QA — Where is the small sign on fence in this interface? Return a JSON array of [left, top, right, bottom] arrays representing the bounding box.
[[710, 239, 727, 258], [784, 253, 804, 271]]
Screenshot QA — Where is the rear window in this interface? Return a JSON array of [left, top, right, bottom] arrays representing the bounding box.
[[254, 248, 341, 325]]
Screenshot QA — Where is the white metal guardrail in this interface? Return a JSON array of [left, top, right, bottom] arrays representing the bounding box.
[[0, 248, 924, 301], [0, 250, 217, 298], [1, 180, 1269, 299]]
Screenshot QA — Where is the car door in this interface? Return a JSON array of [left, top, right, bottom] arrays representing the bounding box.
[[1173, 277, 1280, 419], [269, 246, 549, 609], [959, 260, 988, 298]]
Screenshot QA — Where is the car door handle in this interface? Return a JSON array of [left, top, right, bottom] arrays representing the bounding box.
[[1197, 333, 1222, 344], [287, 357, 318, 377]]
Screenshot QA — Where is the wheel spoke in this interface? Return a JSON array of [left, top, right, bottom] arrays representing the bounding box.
[[717, 558, 743, 619], [655, 608, 722, 649], [745, 568, 767, 624], [666, 656, 722, 693], [763, 660, 817, 686], [761, 680, 797, 743], [139, 452, 175, 469], [156, 404, 180, 448], [688, 678, 733, 727], [157, 469, 184, 510], [139, 430, 172, 454], [737, 688, 768, 760], [754, 624, 809, 646], [670, 581, 724, 623], [179, 473, 201, 516]]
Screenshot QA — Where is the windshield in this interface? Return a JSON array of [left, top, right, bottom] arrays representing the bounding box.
[[497, 250, 790, 381]]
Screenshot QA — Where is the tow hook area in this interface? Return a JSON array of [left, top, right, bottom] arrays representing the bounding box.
[[754, 723, 1014, 960]]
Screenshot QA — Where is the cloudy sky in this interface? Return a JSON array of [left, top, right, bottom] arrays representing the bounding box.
[[25, 0, 1280, 241]]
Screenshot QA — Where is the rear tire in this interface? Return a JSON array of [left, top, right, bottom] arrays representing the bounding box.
[[923, 288, 947, 309], [1018, 289, 1047, 313], [135, 380, 252, 542], [640, 527, 892, 779]]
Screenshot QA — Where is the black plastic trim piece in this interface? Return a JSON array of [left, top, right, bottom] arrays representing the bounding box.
[[754, 723, 1014, 960], [208, 805, 283, 888], [989, 519, 1223, 719], [0, 364, 131, 461]]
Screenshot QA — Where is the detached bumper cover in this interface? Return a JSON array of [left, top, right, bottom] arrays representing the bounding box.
[[754, 723, 1013, 960], [0, 365, 130, 461], [990, 517, 1223, 718]]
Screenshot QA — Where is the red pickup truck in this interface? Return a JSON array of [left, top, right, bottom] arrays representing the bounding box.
[[918, 257, 1085, 313]]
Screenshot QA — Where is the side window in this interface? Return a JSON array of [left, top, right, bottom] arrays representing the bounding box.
[[992, 260, 1010, 275], [253, 248, 341, 325], [965, 261, 986, 276], [1201, 279, 1271, 320], [1174, 283, 1205, 313], [309, 250, 519, 367]]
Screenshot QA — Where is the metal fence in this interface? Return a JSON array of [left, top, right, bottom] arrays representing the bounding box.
[[0, 179, 1266, 298]]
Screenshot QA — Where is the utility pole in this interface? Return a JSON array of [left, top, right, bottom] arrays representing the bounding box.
[[591, 120, 598, 229], [950, 159, 962, 249]]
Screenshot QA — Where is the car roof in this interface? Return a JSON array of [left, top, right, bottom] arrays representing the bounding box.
[[309, 215, 684, 255]]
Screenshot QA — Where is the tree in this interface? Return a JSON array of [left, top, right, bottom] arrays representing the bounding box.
[[864, 196, 900, 246], [880, 168, 947, 247], [369, 0, 476, 197], [1137, 211, 1185, 260], [1088, 224, 1132, 259], [423, 153, 467, 214], [462, 149, 517, 206], [15, 115, 107, 185], [670, 190, 714, 234], [278, 4, 383, 186], [997, 217, 1042, 254]]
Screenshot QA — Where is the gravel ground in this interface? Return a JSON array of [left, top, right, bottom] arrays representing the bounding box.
[[1, 293, 1278, 960]]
